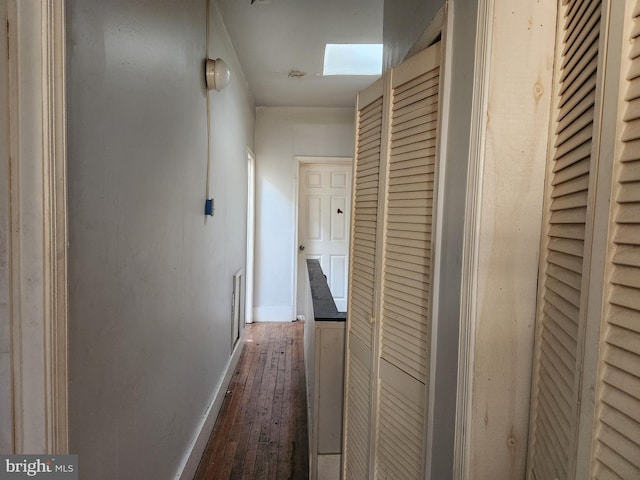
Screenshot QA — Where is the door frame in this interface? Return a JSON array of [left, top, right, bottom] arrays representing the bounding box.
[[454, 0, 557, 478], [293, 156, 352, 320], [6, 0, 69, 453], [245, 149, 256, 323]]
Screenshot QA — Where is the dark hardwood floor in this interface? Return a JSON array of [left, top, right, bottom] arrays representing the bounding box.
[[194, 322, 309, 480]]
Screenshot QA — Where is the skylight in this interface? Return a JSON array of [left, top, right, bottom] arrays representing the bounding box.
[[323, 44, 383, 76]]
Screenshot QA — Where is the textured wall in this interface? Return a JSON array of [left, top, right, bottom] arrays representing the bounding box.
[[66, 0, 254, 477]]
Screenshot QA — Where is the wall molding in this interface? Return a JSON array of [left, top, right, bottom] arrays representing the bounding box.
[[453, 0, 494, 477], [425, 2, 452, 477], [295, 156, 352, 165], [8, 0, 68, 454]]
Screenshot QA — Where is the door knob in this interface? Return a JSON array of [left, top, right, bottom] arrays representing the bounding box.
[[299, 245, 305, 251]]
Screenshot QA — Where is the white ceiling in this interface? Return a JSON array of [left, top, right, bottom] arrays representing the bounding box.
[[218, 0, 384, 107]]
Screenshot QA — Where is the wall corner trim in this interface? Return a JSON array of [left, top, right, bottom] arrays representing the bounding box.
[[9, 0, 69, 454], [453, 0, 495, 478]]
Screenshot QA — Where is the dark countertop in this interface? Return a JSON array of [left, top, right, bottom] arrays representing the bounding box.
[[306, 259, 347, 322]]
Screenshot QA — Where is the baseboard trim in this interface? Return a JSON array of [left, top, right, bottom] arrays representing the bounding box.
[[175, 336, 245, 479], [253, 306, 294, 322]]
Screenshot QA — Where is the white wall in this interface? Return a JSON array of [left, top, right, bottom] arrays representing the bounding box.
[[383, 0, 445, 70], [253, 107, 354, 322], [65, 0, 254, 478]]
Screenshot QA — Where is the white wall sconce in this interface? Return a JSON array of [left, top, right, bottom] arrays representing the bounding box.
[[205, 58, 231, 91]]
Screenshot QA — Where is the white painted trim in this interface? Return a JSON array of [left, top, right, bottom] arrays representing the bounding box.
[[453, 0, 494, 478], [296, 156, 352, 165], [253, 306, 295, 323], [425, 3, 452, 478], [293, 156, 352, 319], [9, 0, 68, 454], [231, 268, 244, 349], [245, 148, 256, 323], [176, 337, 245, 479], [0, 0, 12, 454], [293, 161, 300, 321]]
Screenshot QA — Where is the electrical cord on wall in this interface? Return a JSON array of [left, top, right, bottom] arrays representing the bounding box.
[[204, 0, 212, 216]]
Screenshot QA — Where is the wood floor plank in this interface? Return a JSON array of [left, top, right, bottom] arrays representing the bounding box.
[[194, 322, 309, 480]]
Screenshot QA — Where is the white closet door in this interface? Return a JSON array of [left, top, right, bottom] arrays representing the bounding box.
[[344, 77, 385, 480], [375, 42, 441, 480], [528, 1, 603, 478], [591, 1, 640, 476]]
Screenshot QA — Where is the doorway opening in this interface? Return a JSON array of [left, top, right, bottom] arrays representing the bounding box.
[[294, 156, 352, 318], [245, 149, 256, 324]]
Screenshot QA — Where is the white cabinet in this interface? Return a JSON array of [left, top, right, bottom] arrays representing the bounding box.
[[304, 259, 346, 480], [313, 321, 345, 480]]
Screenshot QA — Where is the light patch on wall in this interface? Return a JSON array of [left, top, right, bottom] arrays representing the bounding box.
[[323, 44, 382, 76]]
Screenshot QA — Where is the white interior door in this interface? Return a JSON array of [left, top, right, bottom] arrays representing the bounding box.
[[297, 162, 352, 312]]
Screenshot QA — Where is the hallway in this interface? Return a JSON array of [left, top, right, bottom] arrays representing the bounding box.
[[194, 322, 309, 479]]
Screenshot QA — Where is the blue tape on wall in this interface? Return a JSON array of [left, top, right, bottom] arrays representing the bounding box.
[[204, 199, 214, 216]]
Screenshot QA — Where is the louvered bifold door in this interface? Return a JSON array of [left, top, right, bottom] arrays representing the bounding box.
[[527, 1, 603, 479], [344, 77, 386, 480], [374, 42, 441, 480], [590, 2, 640, 477]]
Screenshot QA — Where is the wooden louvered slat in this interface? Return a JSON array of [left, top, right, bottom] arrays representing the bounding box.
[[590, 2, 640, 477], [562, 0, 599, 59], [394, 69, 439, 95], [557, 89, 595, 133], [344, 78, 384, 480], [557, 71, 597, 122], [563, 0, 588, 44], [391, 110, 438, 133], [539, 347, 574, 407], [349, 94, 383, 348], [394, 78, 439, 103], [555, 104, 594, 147], [561, 16, 600, 86], [375, 363, 426, 480], [598, 399, 640, 448], [380, 59, 439, 388], [343, 349, 371, 480], [628, 60, 640, 82], [529, 1, 600, 478]]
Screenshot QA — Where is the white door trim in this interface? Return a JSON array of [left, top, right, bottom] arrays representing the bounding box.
[[245, 149, 256, 323], [8, 0, 69, 454], [424, 4, 452, 478], [293, 156, 352, 319], [453, 0, 495, 477]]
